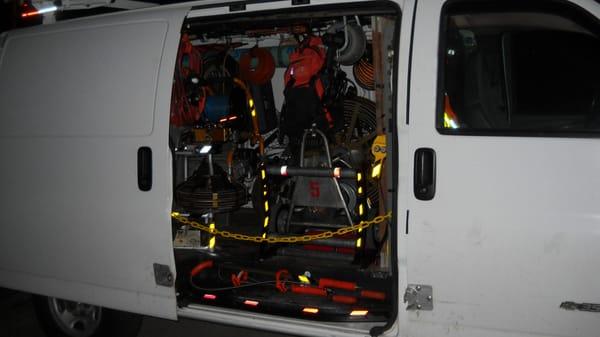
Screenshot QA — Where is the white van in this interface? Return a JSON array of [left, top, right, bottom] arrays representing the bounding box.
[[0, 0, 599, 336]]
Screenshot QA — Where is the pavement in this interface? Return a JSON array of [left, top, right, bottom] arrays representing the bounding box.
[[0, 288, 293, 337]]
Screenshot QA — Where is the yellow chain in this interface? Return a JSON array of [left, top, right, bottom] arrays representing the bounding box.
[[172, 212, 392, 244]]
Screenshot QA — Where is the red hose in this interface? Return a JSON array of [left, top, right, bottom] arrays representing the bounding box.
[[190, 260, 214, 277]]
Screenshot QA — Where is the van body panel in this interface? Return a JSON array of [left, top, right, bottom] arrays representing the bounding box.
[[406, 0, 600, 336], [0, 7, 188, 319]]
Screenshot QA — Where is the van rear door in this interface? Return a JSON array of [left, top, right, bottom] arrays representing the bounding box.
[[406, 0, 600, 336], [0, 7, 187, 319]]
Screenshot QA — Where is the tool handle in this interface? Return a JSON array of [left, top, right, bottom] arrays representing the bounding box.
[[318, 278, 356, 291], [291, 285, 328, 297], [360, 290, 386, 301]]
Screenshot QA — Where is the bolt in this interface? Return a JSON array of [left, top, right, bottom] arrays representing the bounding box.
[[416, 285, 422, 291], [387, 48, 394, 59], [417, 304, 422, 309], [427, 295, 432, 301]]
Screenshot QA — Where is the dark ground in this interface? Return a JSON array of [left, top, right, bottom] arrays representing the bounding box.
[[0, 288, 292, 337]]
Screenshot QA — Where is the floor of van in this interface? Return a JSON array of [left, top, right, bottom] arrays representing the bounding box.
[[174, 209, 392, 322]]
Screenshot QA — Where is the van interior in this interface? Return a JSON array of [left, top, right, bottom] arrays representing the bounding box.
[[169, 3, 398, 326]]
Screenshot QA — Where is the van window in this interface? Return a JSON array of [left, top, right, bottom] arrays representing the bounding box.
[[438, 1, 600, 135]]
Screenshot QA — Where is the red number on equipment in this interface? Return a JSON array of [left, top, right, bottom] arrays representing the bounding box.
[[309, 181, 320, 198]]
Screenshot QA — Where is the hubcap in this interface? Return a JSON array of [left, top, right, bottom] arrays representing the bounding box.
[[48, 297, 102, 337]]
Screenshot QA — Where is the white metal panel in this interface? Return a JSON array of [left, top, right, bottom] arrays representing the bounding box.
[[0, 7, 188, 319], [406, 1, 600, 337], [0, 22, 165, 137]]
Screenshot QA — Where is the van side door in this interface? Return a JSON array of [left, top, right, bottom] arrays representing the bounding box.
[[406, 0, 600, 336], [0, 7, 187, 319]]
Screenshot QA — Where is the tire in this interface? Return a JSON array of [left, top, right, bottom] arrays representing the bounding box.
[[33, 295, 142, 337]]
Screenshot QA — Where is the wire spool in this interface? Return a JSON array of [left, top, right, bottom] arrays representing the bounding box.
[[353, 55, 375, 91], [338, 96, 378, 205], [239, 47, 276, 85], [341, 96, 377, 146], [176, 162, 247, 214], [204, 96, 230, 123]]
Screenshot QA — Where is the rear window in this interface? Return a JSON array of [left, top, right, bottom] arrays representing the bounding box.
[[438, 1, 600, 136]]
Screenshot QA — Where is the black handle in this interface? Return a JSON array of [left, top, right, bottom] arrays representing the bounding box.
[[137, 147, 152, 191], [414, 148, 435, 200]]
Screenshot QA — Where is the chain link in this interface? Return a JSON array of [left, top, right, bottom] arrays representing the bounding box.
[[172, 212, 392, 244]]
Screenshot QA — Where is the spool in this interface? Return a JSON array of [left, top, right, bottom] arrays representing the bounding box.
[[239, 47, 276, 85], [204, 96, 230, 122]]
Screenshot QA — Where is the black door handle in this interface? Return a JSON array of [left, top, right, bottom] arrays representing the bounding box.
[[138, 147, 153, 191], [414, 148, 435, 200]]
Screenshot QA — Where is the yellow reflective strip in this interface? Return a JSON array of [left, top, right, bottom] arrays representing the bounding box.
[[371, 162, 382, 178], [209, 223, 216, 249]]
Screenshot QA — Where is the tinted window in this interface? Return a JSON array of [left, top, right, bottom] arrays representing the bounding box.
[[439, 2, 600, 135]]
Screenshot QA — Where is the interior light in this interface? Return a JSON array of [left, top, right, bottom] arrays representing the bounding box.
[[171, 212, 180, 217], [248, 99, 254, 108], [264, 201, 269, 212], [280, 165, 288, 176], [263, 217, 269, 228], [203, 294, 217, 300], [357, 186, 363, 195], [199, 145, 212, 154], [357, 172, 362, 182], [358, 204, 364, 216], [350, 310, 368, 316], [251, 109, 257, 117], [261, 170, 266, 180], [302, 307, 319, 314], [371, 162, 382, 179], [244, 300, 259, 307]]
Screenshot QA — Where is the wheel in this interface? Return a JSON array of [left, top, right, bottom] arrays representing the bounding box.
[[33, 295, 142, 337]]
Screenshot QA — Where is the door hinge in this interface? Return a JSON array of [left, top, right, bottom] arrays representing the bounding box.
[[404, 284, 433, 311], [153, 263, 174, 287]]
